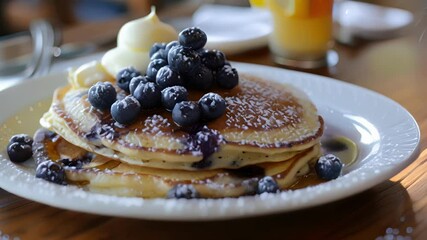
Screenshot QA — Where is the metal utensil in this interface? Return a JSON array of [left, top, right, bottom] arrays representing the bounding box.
[[0, 20, 55, 82]]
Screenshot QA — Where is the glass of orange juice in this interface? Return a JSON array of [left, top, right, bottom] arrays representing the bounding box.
[[251, 0, 335, 69]]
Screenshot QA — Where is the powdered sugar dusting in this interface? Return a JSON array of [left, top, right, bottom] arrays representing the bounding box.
[[224, 78, 302, 130]]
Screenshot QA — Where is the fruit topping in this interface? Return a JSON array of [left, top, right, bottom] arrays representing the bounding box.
[[149, 42, 167, 57], [167, 184, 199, 199], [150, 49, 168, 61], [88, 81, 117, 110], [146, 58, 168, 80], [167, 45, 201, 74], [178, 27, 207, 50], [7, 142, 33, 163], [111, 96, 141, 124], [186, 65, 214, 90], [165, 40, 179, 53], [198, 92, 226, 120], [104, 27, 237, 126], [7, 134, 33, 163], [315, 154, 343, 180], [9, 134, 33, 146], [133, 82, 162, 109], [35, 160, 67, 185], [116, 67, 141, 93], [172, 101, 201, 127], [129, 75, 150, 95], [216, 65, 239, 89], [155, 66, 184, 89], [161, 86, 188, 111], [257, 176, 279, 194], [200, 49, 226, 70], [190, 126, 223, 156]]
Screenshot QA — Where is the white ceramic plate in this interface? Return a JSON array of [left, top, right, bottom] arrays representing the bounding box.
[[192, 5, 271, 55], [334, 1, 413, 40], [0, 62, 420, 220]]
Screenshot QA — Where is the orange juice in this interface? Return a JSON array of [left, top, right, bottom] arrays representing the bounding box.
[[252, 0, 334, 66]]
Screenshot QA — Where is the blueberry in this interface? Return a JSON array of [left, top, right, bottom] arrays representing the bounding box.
[[188, 126, 223, 159], [216, 65, 239, 89], [9, 134, 33, 146], [146, 59, 168, 80], [150, 49, 168, 61], [186, 65, 214, 90], [149, 42, 167, 57], [156, 66, 184, 89], [257, 176, 279, 194], [129, 76, 150, 95], [172, 101, 201, 127], [7, 142, 32, 163], [88, 82, 117, 110], [315, 154, 343, 180], [167, 184, 199, 199], [178, 27, 207, 50], [133, 82, 161, 109], [198, 92, 226, 120], [116, 67, 141, 93], [168, 45, 201, 74], [161, 86, 189, 111], [35, 160, 66, 185], [165, 40, 179, 54], [59, 158, 83, 169], [111, 96, 141, 124], [200, 49, 226, 70]]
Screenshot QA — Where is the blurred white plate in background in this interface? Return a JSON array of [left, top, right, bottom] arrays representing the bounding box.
[[334, 1, 413, 39], [192, 4, 271, 55]]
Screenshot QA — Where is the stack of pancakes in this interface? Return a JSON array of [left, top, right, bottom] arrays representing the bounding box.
[[37, 74, 323, 198]]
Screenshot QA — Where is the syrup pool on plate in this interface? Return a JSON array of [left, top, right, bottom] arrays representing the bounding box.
[[0, 99, 51, 147]]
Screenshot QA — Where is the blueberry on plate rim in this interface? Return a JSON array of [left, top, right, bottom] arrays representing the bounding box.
[[9, 134, 33, 146], [167, 184, 199, 199], [7, 142, 33, 163], [35, 160, 67, 185], [315, 154, 344, 180], [257, 176, 279, 194]]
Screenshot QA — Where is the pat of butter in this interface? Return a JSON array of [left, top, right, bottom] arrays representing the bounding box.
[[69, 61, 113, 89]]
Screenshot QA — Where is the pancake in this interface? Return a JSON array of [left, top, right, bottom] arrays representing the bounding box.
[[40, 74, 323, 170], [33, 128, 320, 198]]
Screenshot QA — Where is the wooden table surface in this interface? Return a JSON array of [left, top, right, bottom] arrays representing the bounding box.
[[1, 1, 427, 239]]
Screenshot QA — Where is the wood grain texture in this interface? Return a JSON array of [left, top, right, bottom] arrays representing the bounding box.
[[1, 0, 427, 239]]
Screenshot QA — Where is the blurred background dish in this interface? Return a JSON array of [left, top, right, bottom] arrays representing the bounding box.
[[334, 1, 413, 41], [192, 4, 271, 55]]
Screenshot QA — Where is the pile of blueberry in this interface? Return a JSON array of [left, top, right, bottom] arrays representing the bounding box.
[[88, 27, 239, 127]]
